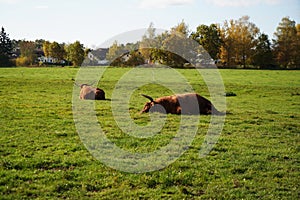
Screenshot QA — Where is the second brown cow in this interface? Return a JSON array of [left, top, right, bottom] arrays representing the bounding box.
[[79, 84, 105, 100], [140, 93, 224, 115]]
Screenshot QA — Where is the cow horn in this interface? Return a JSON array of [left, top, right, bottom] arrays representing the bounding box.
[[74, 82, 81, 87], [89, 81, 96, 86], [141, 94, 154, 102]]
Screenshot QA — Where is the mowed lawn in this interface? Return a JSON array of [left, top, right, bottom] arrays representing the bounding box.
[[0, 67, 299, 199]]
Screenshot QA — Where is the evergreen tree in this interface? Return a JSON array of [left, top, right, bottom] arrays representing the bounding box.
[[0, 27, 13, 67], [252, 33, 274, 68]]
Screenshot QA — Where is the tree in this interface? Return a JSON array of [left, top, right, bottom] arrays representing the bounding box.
[[141, 21, 200, 67], [139, 22, 157, 63], [125, 50, 145, 66], [49, 42, 65, 63], [191, 24, 223, 60], [219, 19, 236, 66], [65, 41, 85, 66], [0, 27, 13, 67], [252, 33, 274, 68], [273, 17, 299, 68], [106, 41, 126, 64], [161, 21, 192, 67], [220, 16, 260, 68], [147, 31, 169, 65], [43, 41, 51, 58], [84, 48, 91, 58], [295, 24, 300, 68], [35, 39, 45, 49], [235, 16, 260, 68], [17, 40, 36, 66]]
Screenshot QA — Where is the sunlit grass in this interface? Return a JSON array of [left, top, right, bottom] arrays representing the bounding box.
[[0, 67, 299, 199]]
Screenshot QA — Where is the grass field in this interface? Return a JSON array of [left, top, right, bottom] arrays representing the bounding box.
[[0, 67, 299, 199]]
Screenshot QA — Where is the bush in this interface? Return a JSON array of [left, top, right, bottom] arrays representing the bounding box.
[[225, 91, 237, 96], [16, 56, 31, 67]]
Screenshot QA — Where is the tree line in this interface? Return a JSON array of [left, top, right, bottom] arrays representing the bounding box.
[[0, 31, 86, 67], [105, 16, 299, 69], [1, 16, 299, 69]]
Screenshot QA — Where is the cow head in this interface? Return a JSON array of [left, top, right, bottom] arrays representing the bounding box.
[[141, 101, 156, 113], [74, 81, 96, 88], [140, 94, 155, 113], [80, 84, 89, 88]]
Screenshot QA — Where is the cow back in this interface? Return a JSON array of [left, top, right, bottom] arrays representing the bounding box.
[[155, 95, 180, 114], [95, 88, 105, 100], [176, 93, 200, 114], [80, 85, 105, 100]]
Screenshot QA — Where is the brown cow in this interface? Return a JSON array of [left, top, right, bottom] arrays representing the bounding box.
[[78, 84, 105, 100], [140, 93, 224, 115]]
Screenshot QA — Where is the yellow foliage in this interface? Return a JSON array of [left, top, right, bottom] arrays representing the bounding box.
[[16, 56, 31, 66]]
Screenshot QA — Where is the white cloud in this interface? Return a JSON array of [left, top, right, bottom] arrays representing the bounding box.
[[0, 0, 23, 4], [34, 5, 49, 9], [139, 0, 195, 9], [206, 0, 281, 7]]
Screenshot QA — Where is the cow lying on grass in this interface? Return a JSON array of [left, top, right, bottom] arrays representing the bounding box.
[[140, 93, 224, 115], [77, 83, 105, 100]]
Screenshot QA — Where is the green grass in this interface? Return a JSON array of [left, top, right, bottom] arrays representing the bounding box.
[[0, 67, 299, 199]]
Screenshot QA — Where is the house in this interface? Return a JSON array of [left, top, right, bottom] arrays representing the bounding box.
[[37, 56, 67, 65], [87, 48, 109, 65]]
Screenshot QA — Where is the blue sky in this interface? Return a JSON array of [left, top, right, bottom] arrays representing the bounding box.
[[1, 0, 299, 48]]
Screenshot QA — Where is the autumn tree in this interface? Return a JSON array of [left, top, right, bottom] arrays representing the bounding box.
[[0, 27, 13, 67], [65, 41, 85, 66], [43, 41, 51, 57], [16, 40, 36, 66], [219, 19, 235, 66], [139, 22, 157, 64], [106, 41, 127, 65], [236, 16, 259, 67], [273, 17, 299, 68], [148, 31, 169, 65], [161, 21, 193, 67], [295, 24, 300, 67], [220, 16, 260, 68], [141, 21, 200, 67], [106, 41, 121, 61]]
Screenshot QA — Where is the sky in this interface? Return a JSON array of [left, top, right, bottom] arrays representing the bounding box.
[[1, 0, 299, 48]]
